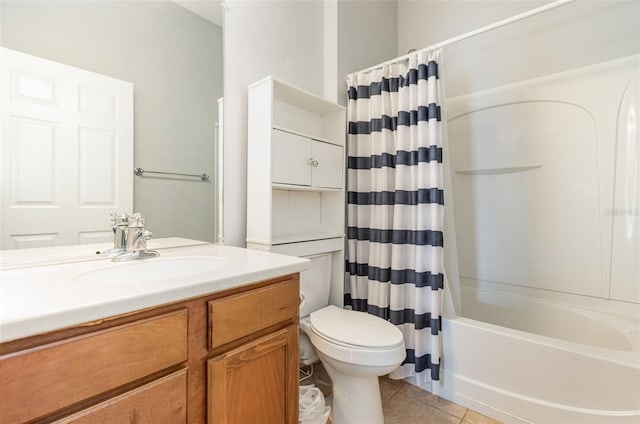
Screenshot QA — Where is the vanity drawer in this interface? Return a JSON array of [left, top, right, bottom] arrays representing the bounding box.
[[208, 278, 299, 350], [0, 310, 187, 423], [54, 369, 187, 423]]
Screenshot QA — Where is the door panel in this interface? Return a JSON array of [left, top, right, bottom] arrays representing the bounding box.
[[207, 325, 298, 424], [271, 129, 311, 186], [311, 140, 342, 189], [0, 47, 133, 249], [54, 370, 187, 424]]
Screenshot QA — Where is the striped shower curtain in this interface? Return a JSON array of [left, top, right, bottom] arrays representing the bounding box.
[[345, 49, 445, 392]]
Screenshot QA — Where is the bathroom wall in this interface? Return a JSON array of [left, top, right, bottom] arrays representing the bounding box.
[[397, 0, 640, 97], [222, 0, 397, 247], [222, 0, 324, 247], [0, 1, 223, 242], [336, 0, 397, 106]]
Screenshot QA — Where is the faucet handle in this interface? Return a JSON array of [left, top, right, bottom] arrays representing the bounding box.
[[128, 212, 146, 228], [110, 211, 130, 226]]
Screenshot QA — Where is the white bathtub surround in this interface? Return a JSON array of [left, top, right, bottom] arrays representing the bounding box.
[[0, 243, 309, 343], [346, 49, 446, 392], [443, 55, 640, 423], [447, 55, 640, 303]]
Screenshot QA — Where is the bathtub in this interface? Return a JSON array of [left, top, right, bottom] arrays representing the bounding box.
[[441, 54, 640, 423], [440, 281, 640, 424]]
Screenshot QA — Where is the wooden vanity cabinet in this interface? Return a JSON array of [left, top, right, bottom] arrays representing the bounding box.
[[207, 279, 300, 424], [54, 369, 188, 424], [0, 273, 300, 424], [208, 325, 298, 424], [0, 310, 188, 423]]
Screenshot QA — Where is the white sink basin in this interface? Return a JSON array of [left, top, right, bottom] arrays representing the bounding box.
[[74, 256, 225, 285]]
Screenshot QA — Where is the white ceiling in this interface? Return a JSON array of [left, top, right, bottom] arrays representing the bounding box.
[[171, 0, 223, 27]]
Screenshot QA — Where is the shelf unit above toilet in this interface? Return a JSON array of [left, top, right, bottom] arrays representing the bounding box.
[[246, 77, 346, 249], [246, 77, 346, 307]]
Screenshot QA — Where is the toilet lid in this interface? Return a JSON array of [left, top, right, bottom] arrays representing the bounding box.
[[309, 305, 404, 349]]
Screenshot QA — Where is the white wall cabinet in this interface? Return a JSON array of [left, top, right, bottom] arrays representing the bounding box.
[[272, 129, 342, 189], [247, 77, 346, 307], [247, 77, 346, 246]]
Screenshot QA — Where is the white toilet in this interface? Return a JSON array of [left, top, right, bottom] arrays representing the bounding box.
[[299, 254, 406, 424]]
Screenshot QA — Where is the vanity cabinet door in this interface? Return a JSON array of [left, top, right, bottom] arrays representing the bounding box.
[[207, 324, 299, 424], [0, 310, 187, 423], [54, 369, 187, 424]]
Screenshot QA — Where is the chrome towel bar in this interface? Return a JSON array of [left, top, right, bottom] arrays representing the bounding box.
[[134, 167, 209, 181]]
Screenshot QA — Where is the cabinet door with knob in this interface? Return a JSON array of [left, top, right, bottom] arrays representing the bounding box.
[[311, 139, 342, 189], [272, 129, 342, 189]]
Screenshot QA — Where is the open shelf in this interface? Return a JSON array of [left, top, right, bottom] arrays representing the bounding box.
[[272, 125, 341, 146], [271, 183, 342, 192], [270, 232, 345, 246]]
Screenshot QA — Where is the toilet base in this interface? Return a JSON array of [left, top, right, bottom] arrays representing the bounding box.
[[319, 354, 386, 424]]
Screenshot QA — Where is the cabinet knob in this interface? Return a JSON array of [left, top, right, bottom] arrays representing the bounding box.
[[308, 158, 319, 167]]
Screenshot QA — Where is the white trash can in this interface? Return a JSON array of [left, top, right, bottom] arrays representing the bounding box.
[[299, 385, 331, 424]]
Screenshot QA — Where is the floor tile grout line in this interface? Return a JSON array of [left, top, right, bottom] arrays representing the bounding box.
[[382, 390, 467, 424], [382, 389, 402, 406], [398, 384, 469, 420], [382, 384, 404, 407]]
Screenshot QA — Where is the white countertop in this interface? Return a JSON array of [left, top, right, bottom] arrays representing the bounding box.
[[0, 244, 309, 343], [0, 237, 209, 270]]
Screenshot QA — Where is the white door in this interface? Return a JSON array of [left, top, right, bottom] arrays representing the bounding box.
[[0, 47, 133, 249]]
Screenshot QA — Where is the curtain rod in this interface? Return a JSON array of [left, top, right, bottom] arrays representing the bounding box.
[[348, 0, 577, 78]]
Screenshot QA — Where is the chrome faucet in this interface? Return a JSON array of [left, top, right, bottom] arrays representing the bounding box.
[[112, 212, 129, 250], [101, 212, 130, 257], [112, 213, 160, 261]]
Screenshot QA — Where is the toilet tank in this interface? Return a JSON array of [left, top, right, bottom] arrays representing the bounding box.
[[299, 253, 332, 317]]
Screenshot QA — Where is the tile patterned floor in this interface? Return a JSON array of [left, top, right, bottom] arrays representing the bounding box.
[[379, 375, 502, 424], [302, 362, 502, 424]]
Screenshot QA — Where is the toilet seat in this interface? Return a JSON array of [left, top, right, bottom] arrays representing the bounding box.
[[307, 305, 406, 367], [310, 305, 404, 349]]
